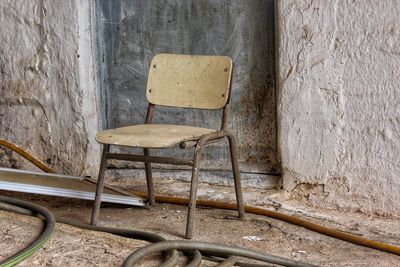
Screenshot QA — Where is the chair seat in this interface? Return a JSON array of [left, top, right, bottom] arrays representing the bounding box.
[[96, 124, 216, 148]]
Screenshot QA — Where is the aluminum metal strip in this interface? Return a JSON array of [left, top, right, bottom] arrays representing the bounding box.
[[0, 181, 145, 206]]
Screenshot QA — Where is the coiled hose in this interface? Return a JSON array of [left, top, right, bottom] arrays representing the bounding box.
[[124, 240, 317, 267], [0, 195, 315, 267]]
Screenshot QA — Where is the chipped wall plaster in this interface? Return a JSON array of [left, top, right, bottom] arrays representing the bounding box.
[[0, 0, 100, 176], [277, 0, 400, 216]]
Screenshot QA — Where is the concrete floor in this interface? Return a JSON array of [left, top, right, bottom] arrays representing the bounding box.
[[1, 176, 400, 266]]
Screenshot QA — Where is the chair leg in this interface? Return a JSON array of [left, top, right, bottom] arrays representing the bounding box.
[[91, 144, 109, 225], [185, 143, 204, 239], [227, 134, 245, 218], [144, 148, 155, 205]]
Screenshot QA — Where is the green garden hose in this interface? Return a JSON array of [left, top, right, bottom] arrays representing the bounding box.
[[0, 196, 55, 267]]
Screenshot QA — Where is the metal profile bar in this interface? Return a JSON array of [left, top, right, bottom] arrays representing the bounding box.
[[0, 181, 145, 206], [106, 153, 194, 166], [0, 168, 145, 206]]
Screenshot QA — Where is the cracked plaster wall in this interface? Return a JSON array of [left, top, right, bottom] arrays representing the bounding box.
[[277, 0, 400, 216], [0, 0, 100, 176]]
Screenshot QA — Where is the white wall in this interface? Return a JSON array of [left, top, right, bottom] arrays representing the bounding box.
[[0, 0, 100, 176], [277, 0, 400, 216]]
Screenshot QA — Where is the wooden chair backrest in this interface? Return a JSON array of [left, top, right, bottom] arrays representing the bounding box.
[[146, 54, 233, 110]]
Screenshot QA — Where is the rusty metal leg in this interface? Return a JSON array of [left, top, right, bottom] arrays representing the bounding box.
[[144, 148, 155, 205], [227, 134, 245, 218], [185, 142, 204, 239], [91, 144, 109, 225]]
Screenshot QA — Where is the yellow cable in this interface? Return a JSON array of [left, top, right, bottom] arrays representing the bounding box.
[[1, 139, 399, 256], [0, 139, 54, 173]]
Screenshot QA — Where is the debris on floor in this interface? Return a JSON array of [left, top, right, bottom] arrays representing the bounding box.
[[242, 235, 263, 241]]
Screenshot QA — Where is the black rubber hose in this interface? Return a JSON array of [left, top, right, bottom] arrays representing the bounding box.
[[123, 240, 319, 267], [184, 249, 202, 267], [55, 219, 180, 267], [0, 198, 315, 267], [0, 199, 180, 267], [0, 196, 55, 267], [61, 218, 314, 267]]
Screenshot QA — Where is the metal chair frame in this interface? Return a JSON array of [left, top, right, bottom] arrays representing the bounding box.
[[91, 55, 245, 239]]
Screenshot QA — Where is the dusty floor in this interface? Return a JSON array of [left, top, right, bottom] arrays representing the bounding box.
[[1, 176, 400, 266]]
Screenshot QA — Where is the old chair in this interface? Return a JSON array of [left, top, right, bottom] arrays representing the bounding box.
[[91, 53, 245, 239]]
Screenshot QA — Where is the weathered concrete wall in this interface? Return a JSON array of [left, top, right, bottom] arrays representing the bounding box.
[[0, 0, 100, 176], [277, 0, 400, 216]]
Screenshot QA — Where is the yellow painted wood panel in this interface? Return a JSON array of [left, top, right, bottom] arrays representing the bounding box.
[[146, 54, 232, 109]]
